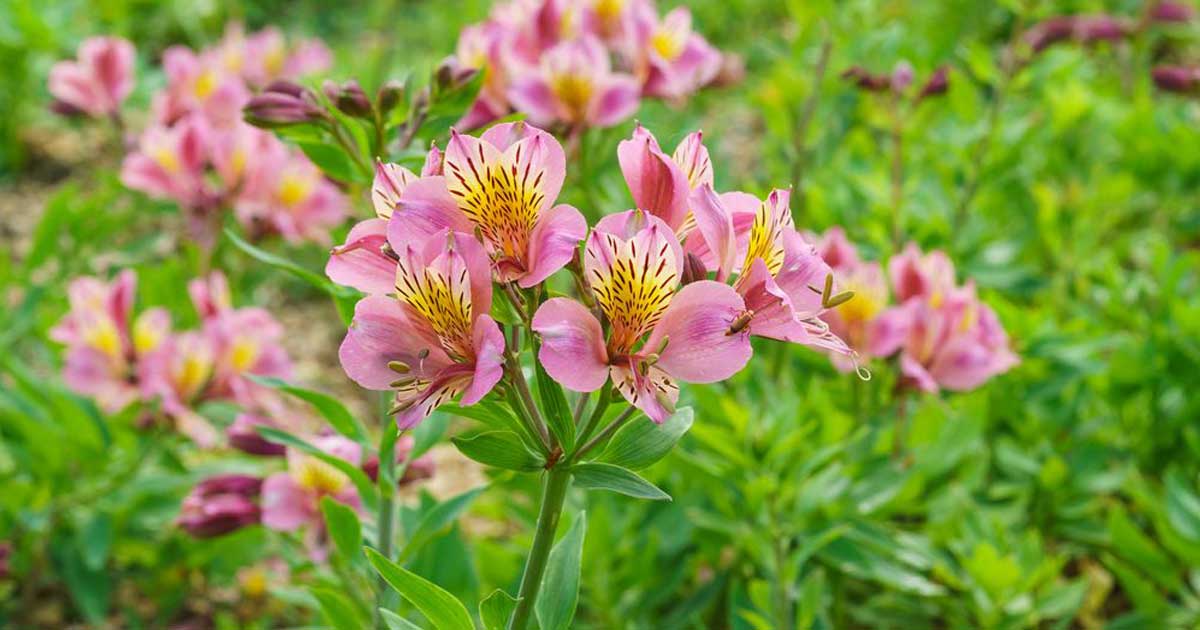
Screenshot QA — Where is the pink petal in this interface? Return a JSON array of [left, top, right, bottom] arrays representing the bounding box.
[[326, 219, 394, 295], [507, 76, 560, 127], [671, 131, 713, 189], [372, 161, 419, 220], [390, 176, 474, 251], [590, 75, 640, 127], [519, 203, 587, 288], [461, 315, 506, 405], [900, 353, 939, 393], [688, 184, 736, 280], [868, 306, 910, 358], [644, 280, 751, 384], [617, 126, 689, 231], [532, 298, 610, 392], [502, 125, 566, 211], [338, 296, 448, 390], [611, 362, 678, 424], [261, 473, 313, 531]]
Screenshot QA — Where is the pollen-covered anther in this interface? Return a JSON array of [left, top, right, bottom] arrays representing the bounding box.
[[727, 310, 754, 335], [387, 361, 411, 374]]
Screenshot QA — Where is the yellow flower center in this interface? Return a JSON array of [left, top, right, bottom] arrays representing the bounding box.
[[132, 315, 165, 355], [229, 337, 260, 373], [587, 226, 678, 353], [264, 46, 286, 76], [445, 141, 546, 266], [84, 319, 122, 359], [595, 0, 625, 22], [394, 254, 475, 360], [176, 351, 212, 397], [193, 69, 217, 100], [652, 29, 686, 61], [293, 456, 348, 495], [277, 174, 313, 208], [741, 199, 788, 277], [551, 73, 593, 119], [153, 148, 180, 174], [837, 279, 884, 325]]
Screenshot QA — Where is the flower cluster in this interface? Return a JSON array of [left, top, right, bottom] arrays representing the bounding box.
[[446, 0, 726, 131], [49, 26, 347, 245], [179, 434, 433, 560], [329, 121, 850, 426], [51, 270, 293, 446], [812, 230, 1019, 393]]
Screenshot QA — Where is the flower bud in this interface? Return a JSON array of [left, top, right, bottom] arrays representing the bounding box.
[[361, 436, 435, 486], [263, 79, 307, 98], [1151, 65, 1199, 93], [377, 80, 405, 115], [226, 414, 286, 457], [0, 541, 10, 580], [841, 66, 890, 92], [244, 90, 325, 128], [917, 66, 950, 101], [324, 79, 373, 118], [890, 61, 915, 93], [1023, 16, 1076, 53], [178, 474, 263, 538], [1151, 1, 1194, 24], [1074, 15, 1127, 44], [680, 252, 709, 285], [434, 55, 478, 93]]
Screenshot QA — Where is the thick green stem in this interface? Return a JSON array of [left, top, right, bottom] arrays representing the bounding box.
[[375, 401, 398, 629], [507, 466, 573, 630]]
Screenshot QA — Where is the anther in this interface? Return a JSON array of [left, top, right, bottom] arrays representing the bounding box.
[[387, 361, 411, 374]]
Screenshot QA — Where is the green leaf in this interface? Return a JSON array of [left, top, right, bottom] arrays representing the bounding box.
[[535, 511, 587, 630], [311, 587, 369, 630], [365, 547, 474, 630], [1165, 469, 1200, 542], [321, 497, 364, 565], [412, 413, 450, 459], [80, 512, 112, 571], [298, 140, 362, 184], [452, 431, 545, 472], [571, 462, 671, 501], [256, 426, 379, 512], [380, 609, 426, 630], [399, 486, 487, 561], [535, 362, 575, 451], [248, 375, 369, 445], [479, 589, 520, 630], [599, 406, 693, 469], [1107, 505, 1179, 591]]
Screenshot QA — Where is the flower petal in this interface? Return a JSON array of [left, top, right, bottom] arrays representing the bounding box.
[[338, 296, 447, 390], [462, 315, 506, 405], [645, 280, 751, 383], [326, 218, 395, 295], [261, 473, 313, 531], [532, 298, 610, 392], [617, 126, 689, 230], [520, 203, 587, 288]]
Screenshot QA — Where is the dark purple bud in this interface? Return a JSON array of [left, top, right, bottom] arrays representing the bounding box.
[[323, 79, 372, 118], [244, 92, 325, 128], [680, 252, 709, 286], [841, 66, 891, 92], [1023, 16, 1076, 53], [49, 99, 86, 118], [890, 61, 915, 93], [1151, 1, 1195, 23], [177, 474, 263, 539], [1152, 65, 1199, 93], [264, 80, 307, 98], [362, 436, 435, 487], [377, 80, 405, 114], [226, 414, 286, 457], [1074, 15, 1128, 44], [917, 66, 951, 101], [434, 56, 478, 92]]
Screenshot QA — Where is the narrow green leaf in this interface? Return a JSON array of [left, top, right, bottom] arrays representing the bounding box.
[[412, 413, 450, 459], [80, 513, 112, 571], [535, 362, 575, 451], [248, 375, 368, 445], [451, 431, 545, 472], [321, 497, 364, 565], [380, 609, 426, 630], [1165, 469, 1200, 542], [365, 547, 474, 630], [256, 426, 379, 512], [535, 512, 587, 630], [399, 486, 487, 561], [479, 589, 520, 630], [572, 462, 671, 501], [311, 587, 369, 630], [599, 406, 693, 469], [298, 140, 362, 183]]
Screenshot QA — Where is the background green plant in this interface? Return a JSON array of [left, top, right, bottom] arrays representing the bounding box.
[[2, 0, 1200, 628]]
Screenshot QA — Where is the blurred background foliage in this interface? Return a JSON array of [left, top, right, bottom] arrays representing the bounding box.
[[2, 0, 1200, 628]]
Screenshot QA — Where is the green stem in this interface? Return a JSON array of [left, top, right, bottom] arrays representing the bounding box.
[[573, 386, 611, 451], [375, 403, 398, 628], [573, 405, 635, 463], [507, 465, 573, 630], [508, 354, 554, 451]]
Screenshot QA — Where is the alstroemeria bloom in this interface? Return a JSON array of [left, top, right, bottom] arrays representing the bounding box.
[[452, 22, 513, 130], [821, 261, 908, 372], [51, 271, 170, 412], [888, 242, 956, 305], [236, 141, 347, 243], [508, 36, 640, 128], [262, 436, 363, 561], [178, 474, 262, 538], [159, 45, 249, 127], [630, 5, 722, 100], [138, 331, 221, 446], [896, 283, 1018, 393], [225, 25, 332, 86], [48, 36, 135, 117], [437, 122, 587, 286], [339, 230, 505, 428], [533, 210, 752, 422], [618, 125, 716, 236], [120, 115, 211, 208], [326, 148, 459, 295]]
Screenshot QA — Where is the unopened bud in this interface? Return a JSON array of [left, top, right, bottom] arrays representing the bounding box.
[[1023, 17, 1075, 54], [890, 61, 915, 94], [1074, 14, 1127, 44], [680, 252, 709, 285], [434, 55, 478, 93], [377, 80, 405, 114], [244, 91, 325, 128], [49, 99, 86, 118], [226, 415, 285, 457], [177, 474, 263, 538], [1151, 1, 1195, 23], [917, 66, 950, 101], [324, 79, 373, 118], [264, 79, 307, 98], [1152, 65, 1199, 93], [841, 66, 891, 92]]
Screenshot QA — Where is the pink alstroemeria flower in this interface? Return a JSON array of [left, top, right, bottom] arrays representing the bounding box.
[[889, 242, 957, 305], [629, 5, 722, 100], [120, 115, 211, 208], [326, 148, 459, 295], [452, 22, 514, 130], [48, 36, 136, 117], [533, 210, 752, 422], [896, 283, 1019, 393], [339, 230, 506, 428], [138, 330, 221, 446], [224, 25, 332, 86], [508, 36, 640, 129], [178, 474, 262, 538], [430, 122, 586, 287], [236, 142, 348, 244], [821, 261, 908, 372], [617, 124, 716, 235], [51, 271, 171, 412], [262, 436, 363, 561]]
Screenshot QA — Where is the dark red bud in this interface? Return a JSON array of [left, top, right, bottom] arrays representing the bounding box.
[[49, 99, 86, 117], [917, 66, 951, 101], [244, 92, 325, 128], [377, 80, 405, 114], [841, 66, 891, 92], [680, 252, 709, 286], [177, 474, 263, 539], [1152, 65, 1199, 93], [1074, 15, 1127, 44], [1023, 16, 1076, 53], [1151, 1, 1194, 24], [226, 415, 286, 457]]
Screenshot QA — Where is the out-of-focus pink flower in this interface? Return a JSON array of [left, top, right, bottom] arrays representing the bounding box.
[[339, 229, 505, 429], [508, 36, 640, 128], [821, 261, 908, 372], [452, 22, 513, 130], [1152, 65, 1200, 93], [888, 243, 956, 304], [890, 61, 915, 93], [896, 283, 1018, 393], [48, 37, 135, 118], [178, 474, 262, 538], [534, 210, 752, 422], [138, 331, 220, 446], [227, 413, 287, 456], [203, 306, 292, 407], [262, 436, 363, 561], [120, 115, 212, 208], [159, 45, 250, 127], [362, 435, 435, 486], [431, 122, 586, 287], [235, 141, 348, 244], [51, 271, 171, 412], [630, 5, 722, 100], [811, 226, 861, 271], [1151, 1, 1195, 23]]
